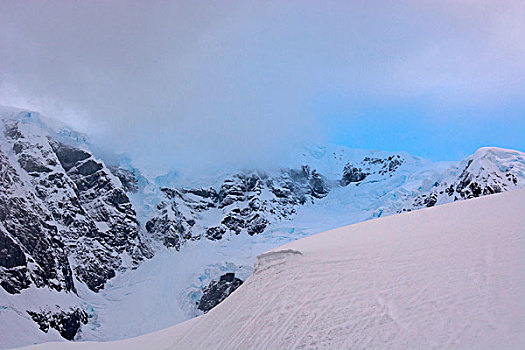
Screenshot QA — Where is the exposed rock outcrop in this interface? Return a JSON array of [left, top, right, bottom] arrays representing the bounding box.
[[27, 308, 88, 341], [197, 273, 243, 313], [406, 147, 525, 210], [0, 117, 153, 294]]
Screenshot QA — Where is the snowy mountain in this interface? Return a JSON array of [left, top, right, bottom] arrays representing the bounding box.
[[1, 107, 524, 348], [0, 108, 154, 346], [20, 187, 525, 349], [404, 147, 525, 209]]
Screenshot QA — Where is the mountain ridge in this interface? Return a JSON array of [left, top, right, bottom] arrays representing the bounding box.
[[0, 107, 524, 348]]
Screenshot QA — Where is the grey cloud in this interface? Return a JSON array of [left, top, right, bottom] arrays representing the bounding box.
[[1, 0, 524, 173]]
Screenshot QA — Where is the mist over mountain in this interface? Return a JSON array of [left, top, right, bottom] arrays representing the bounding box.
[[1, 1, 525, 172], [1, 1, 524, 348]]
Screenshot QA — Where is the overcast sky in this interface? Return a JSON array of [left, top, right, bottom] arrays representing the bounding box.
[[1, 0, 524, 173]]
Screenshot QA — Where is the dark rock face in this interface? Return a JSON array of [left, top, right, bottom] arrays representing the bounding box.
[[108, 166, 139, 193], [51, 142, 90, 171], [0, 148, 74, 294], [277, 165, 330, 202], [197, 273, 243, 313], [425, 193, 438, 207], [145, 154, 411, 249], [146, 168, 331, 249], [453, 160, 504, 199], [27, 308, 88, 341], [0, 230, 30, 294], [0, 119, 152, 295], [145, 188, 196, 250], [18, 153, 53, 173], [0, 117, 159, 342], [363, 155, 405, 176], [309, 169, 330, 198], [246, 213, 269, 236], [383, 155, 404, 174], [341, 164, 368, 186], [341, 155, 405, 186], [205, 226, 227, 241], [221, 209, 245, 235]]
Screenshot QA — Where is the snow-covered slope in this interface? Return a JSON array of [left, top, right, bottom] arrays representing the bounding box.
[[21, 188, 525, 349]]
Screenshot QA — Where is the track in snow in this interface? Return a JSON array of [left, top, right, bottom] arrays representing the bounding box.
[[20, 189, 525, 349]]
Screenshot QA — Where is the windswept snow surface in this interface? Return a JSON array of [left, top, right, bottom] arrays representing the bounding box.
[[20, 188, 525, 349]]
